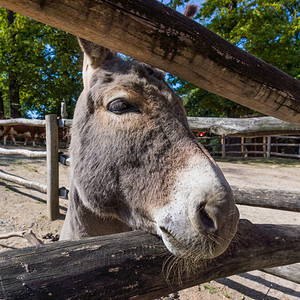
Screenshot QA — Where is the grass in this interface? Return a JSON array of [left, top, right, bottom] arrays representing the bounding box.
[[214, 157, 300, 167], [203, 284, 218, 294], [23, 165, 39, 173]]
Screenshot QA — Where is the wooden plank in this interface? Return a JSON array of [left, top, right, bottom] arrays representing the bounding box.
[[0, 0, 299, 125], [0, 231, 43, 246], [0, 170, 47, 193], [267, 136, 271, 158], [57, 117, 300, 135], [188, 117, 300, 136], [0, 220, 299, 300], [0, 147, 47, 158], [270, 143, 300, 147], [222, 136, 226, 158], [233, 187, 300, 212], [46, 115, 59, 221], [0, 118, 45, 126], [263, 264, 300, 284], [270, 152, 300, 158], [275, 135, 300, 139]]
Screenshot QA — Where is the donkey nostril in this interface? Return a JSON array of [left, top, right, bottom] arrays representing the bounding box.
[[196, 203, 216, 235]]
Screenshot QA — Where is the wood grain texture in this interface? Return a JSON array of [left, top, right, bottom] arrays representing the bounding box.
[[58, 116, 300, 136], [0, 0, 299, 125], [263, 264, 300, 284], [0, 147, 47, 158], [0, 170, 47, 193], [0, 118, 45, 126], [188, 116, 300, 137], [233, 188, 300, 212], [0, 220, 299, 299], [46, 114, 59, 221]]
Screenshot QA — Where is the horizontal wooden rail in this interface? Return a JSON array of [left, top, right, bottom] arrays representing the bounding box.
[[276, 135, 300, 139], [0, 220, 299, 299], [270, 143, 300, 147], [227, 150, 266, 154], [233, 188, 300, 212], [57, 118, 73, 128], [188, 117, 300, 136], [57, 116, 300, 136], [0, 170, 47, 193], [1, 0, 300, 125], [262, 264, 300, 284], [0, 147, 47, 158], [270, 152, 300, 159], [0, 118, 45, 126]]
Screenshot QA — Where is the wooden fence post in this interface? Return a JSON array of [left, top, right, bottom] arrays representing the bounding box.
[[267, 136, 271, 158], [61, 101, 68, 119], [241, 136, 248, 158], [222, 135, 226, 158], [263, 136, 267, 158], [46, 114, 59, 221]]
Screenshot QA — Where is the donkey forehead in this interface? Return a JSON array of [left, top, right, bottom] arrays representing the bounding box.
[[89, 59, 175, 102]]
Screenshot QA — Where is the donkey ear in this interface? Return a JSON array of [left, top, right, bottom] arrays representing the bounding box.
[[78, 37, 115, 69], [183, 4, 198, 19], [78, 38, 117, 88]]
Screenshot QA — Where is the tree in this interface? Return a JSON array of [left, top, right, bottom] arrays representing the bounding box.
[[167, 0, 300, 117], [0, 8, 83, 118]]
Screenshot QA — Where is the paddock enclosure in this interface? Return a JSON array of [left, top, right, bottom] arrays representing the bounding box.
[[0, 0, 299, 299]]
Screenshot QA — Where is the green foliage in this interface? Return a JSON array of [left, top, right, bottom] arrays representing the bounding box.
[[0, 8, 83, 118], [168, 0, 300, 117], [199, 0, 300, 78], [183, 87, 253, 117]]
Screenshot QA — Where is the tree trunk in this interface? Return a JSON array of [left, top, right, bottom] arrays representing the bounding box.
[[8, 72, 22, 118], [0, 91, 4, 115], [6, 9, 22, 118]]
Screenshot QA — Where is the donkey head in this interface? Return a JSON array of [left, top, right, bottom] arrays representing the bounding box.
[[62, 38, 239, 261]]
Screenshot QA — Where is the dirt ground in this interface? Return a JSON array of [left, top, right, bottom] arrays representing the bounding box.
[[0, 145, 299, 299]]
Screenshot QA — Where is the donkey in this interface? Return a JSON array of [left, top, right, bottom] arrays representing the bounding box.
[[60, 38, 239, 260]]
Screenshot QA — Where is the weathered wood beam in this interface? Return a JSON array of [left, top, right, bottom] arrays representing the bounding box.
[[0, 220, 299, 299], [58, 116, 300, 136], [0, 231, 43, 246], [1, 0, 299, 125], [233, 188, 300, 212], [188, 116, 300, 137], [0, 170, 47, 193], [0, 147, 47, 158], [263, 264, 300, 284], [46, 114, 59, 221], [0, 118, 45, 126]]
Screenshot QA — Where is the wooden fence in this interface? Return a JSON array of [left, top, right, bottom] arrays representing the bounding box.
[[0, 0, 299, 298], [0, 115, 60, 220], [1, 115, 300, 297], [1, 115, 300, 217], [196, 135, 300, 159]]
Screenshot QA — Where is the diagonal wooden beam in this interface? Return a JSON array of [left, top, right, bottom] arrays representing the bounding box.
[[1, 0, 300, 125]]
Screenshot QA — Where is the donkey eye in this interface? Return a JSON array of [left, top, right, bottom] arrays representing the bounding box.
[[107, 99, 140, 114]]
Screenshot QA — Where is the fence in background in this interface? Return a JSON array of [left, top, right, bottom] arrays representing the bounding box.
[[196, 135, 300, 159]]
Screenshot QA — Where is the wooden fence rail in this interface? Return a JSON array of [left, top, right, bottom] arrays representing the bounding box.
[[1, 0, 300, 126], [188, 117, 300, 137], [197, 135, 300, 159], [0, 147, 47, 158], [0, 118, 45, 126], [0, 115, 60, 220], [55, 116, 300, 136], [0, 220, 299, 299], [233, 188, 300, 212], [0, 170, 47, 193]]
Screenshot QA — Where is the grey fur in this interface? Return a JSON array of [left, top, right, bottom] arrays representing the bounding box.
[[60, 39, 239, 261]]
